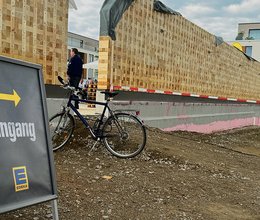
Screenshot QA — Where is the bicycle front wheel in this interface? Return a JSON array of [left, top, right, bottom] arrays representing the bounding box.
[[49, 112, 75, 151], [102, 113, 146, 158]]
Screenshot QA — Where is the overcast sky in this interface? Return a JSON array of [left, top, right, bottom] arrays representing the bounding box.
[[68, 0, 260, 41]]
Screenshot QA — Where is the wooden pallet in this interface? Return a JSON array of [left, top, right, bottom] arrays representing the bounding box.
[[0, 0, 68, 84], [87, 104, 96, 108], [86, 82, 97, 104], [98, 0, 260, 100]]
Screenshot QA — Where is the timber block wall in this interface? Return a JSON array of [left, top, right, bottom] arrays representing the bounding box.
[[98, 0, 260, 101], [0, 0, 68, 84]]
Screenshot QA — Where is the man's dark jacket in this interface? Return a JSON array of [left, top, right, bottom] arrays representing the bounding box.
[[67, 55, 83, 78]]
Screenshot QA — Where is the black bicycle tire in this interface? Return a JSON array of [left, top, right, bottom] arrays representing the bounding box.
[[102, 113, 146, 158], [49, 112, 75, 151]]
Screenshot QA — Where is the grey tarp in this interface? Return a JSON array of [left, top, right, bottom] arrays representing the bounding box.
[[100, 0, 134, 40], [154, 1, 181, 15], [215, 36, 224, 46], [100, 0, 181, 40]]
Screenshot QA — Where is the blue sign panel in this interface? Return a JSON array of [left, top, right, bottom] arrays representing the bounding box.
[[0, 56, 57, 214]]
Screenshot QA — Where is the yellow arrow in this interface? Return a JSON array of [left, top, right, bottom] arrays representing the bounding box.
[[0, 90, 21, 107]]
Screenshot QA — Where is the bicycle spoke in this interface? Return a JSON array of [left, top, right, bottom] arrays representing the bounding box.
[[102, 113, 146, 158], [49, 113, 75, 151]]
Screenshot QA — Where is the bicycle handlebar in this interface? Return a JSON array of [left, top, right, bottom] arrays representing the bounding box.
[[58, 75, 65, 84], [58, 76, 77, 91], [62, 84, 76, 91]]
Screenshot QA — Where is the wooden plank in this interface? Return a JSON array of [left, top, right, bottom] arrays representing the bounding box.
[[22, 0, 27, 56], [10, 0, 15, 55], [98, 36, 111, 89], [32, 0, 37, 63]]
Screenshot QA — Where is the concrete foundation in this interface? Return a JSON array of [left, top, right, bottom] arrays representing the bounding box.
[[45, 88, 260, 133], [109, 91, 260, 133], [110, 101, 260, 133]]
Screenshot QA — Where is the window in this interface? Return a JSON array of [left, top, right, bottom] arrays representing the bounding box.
[[68, 37, 83, 48], [80, 40, 83, 48], [245, 46, 252, 57], [94, 69, 98, 80], [88, 69, 93, 79], [249, 29, 260, 40], [89, 54, 94, 62]]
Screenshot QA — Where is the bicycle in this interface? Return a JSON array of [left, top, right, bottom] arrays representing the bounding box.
[[49, 76, 147, 158]]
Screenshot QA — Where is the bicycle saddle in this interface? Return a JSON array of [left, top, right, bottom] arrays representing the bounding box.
[[101, 91, 119, 98]]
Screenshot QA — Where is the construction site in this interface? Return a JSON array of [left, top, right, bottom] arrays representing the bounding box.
[[0, 0, 260, 219]]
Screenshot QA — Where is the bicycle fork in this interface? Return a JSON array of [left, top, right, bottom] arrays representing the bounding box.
[[54, 111, 69, 134]]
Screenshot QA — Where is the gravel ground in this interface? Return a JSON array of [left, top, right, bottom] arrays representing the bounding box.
[[1, 124, 260, 220]]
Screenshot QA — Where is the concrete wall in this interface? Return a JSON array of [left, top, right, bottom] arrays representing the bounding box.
[[110, 101, 260, 133], [46, 98, 66, 118], [46, 90, 260, 134], [109, 91, 260, 133]]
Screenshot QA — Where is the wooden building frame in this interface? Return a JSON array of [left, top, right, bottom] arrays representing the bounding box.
[[98, 0, 260, 101], [0, 0, 71, 84]]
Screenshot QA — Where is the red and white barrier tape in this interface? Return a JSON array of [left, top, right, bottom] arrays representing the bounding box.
[[112, 85, 260, 104]]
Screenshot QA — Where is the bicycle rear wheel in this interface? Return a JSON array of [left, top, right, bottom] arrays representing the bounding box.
[[102, 113, 146, 158], [49, 112, 75, 151]]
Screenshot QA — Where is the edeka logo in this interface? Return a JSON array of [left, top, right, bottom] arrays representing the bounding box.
[[13, 166, 29, 192]]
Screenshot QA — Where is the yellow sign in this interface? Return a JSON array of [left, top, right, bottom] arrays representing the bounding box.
[[0, 90, 21, 107], [232, 42, 243, 51], [13, 166, 29, 192]]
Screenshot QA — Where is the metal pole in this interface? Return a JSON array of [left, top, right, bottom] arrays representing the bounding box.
[[51, 200, 59, 220]]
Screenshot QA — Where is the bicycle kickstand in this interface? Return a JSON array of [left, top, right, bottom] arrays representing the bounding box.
[[88, 138, 101, 155]]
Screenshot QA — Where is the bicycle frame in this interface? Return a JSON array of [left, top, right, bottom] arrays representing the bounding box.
[[50, 79, 146, 157], [67, 94, 113, 140]]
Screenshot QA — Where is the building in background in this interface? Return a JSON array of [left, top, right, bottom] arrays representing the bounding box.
[[228, 23, 260, 61], [67, 32, 99, 82]]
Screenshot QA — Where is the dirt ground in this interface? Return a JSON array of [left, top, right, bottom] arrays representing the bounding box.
[[1, 123, 260, 220]]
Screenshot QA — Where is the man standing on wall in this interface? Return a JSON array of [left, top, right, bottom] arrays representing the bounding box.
[[67, 48, 83, 88]]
